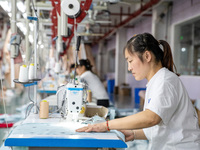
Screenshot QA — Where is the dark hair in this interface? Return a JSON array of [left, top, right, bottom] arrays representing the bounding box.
[[79, 59, 92, 71], [124, 33, 177, 74], [70, 63, 75, 69]]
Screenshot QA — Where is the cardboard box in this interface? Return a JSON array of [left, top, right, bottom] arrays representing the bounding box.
[[119, 88, 131, 96], [119, 83, 131, 96], [85, 105, 108, 118]]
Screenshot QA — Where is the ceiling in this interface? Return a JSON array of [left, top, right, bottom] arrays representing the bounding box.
[[0, 0, 161, 51]]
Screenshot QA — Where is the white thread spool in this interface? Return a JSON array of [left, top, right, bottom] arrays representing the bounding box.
[[28, 63, 34, 80], [61, 0, 80, 18], [45, 62, 50, 70], [18, 65, 28, 82], [54, 62, 60, 73]]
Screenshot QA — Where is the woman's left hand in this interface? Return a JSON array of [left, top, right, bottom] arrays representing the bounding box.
[[120, 130, 135, 142], [76, 122, 107, 132]]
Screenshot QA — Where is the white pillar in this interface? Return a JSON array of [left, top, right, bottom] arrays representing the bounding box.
[[56, 11, 62, 59], [10, 0, 17, 88], [32, 1, 39, 114], [25, 0, 31, 65], [115, 28, 127, 87]]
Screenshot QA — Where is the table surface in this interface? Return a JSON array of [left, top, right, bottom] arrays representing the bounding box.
[[5, 114, 127, 149]]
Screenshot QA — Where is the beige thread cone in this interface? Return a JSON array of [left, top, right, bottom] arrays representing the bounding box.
[[39, 100, 49, 119], [87, 90, 92, 103]]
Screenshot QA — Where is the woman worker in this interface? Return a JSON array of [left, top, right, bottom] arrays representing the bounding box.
[[76, 59, 110, 107], [76, 33, 200, 150]]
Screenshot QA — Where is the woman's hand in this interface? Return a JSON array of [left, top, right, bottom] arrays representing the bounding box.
[[120, 130, 135, 142], [76, 122, 107, 132]]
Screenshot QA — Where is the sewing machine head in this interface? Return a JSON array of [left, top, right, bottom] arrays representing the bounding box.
[[63, 81, 87, 121]]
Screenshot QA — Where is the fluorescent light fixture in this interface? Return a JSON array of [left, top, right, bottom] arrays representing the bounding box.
[[17, 22, 27, 34], [29, 23, 34, 31], [23, 13, 27, 19], [40, 45, 44, 49], [0, 1, 11, 12], [17, 1, 26, 13], [29, 35, 33, 43]]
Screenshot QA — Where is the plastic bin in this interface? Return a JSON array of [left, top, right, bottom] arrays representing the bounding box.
[[135, 88, 146, 108], [107, 79, 115, 94]]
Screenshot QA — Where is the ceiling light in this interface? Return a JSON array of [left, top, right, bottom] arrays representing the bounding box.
[[181, 47, 186, 52]]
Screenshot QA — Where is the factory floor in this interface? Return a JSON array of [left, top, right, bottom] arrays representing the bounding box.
[[0, 90, 148, 150], [0, 88, 29, 146]]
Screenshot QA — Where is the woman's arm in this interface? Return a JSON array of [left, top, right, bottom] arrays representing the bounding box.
[[120, 129, 147, 142], [76, 109, 161, 132], [135, 129, 147, 140], [108, 109, 161, 130]]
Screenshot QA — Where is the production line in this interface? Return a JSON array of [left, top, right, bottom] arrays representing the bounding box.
[[1, 0, 200, 150]]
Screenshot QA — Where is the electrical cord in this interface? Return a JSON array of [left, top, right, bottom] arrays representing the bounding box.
[[31, 0, 38, 18], [25, 102, 34, 118], [27, 104, 34, 117], [49, 100, 65, 117], [28, 86, 34, 103], [25, 86, 39, 118]]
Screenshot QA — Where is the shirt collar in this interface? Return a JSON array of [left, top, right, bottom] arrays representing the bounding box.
[[146, 67, 166, 87]]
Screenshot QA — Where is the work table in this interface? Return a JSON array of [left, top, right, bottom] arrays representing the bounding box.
[[4, 113, 127, 150]]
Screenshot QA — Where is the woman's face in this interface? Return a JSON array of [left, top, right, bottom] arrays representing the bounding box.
[[76, 65, 86, 76], [125, 49, 149, 81]]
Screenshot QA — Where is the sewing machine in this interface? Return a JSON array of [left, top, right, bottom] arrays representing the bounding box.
[[65, 81, 87, 121]]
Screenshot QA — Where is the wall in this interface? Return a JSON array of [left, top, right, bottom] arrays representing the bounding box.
[[171, 0, 200, 72], [106, 36, 116, 52], [171, 0, 200, 25], [126, 17, 152, 40]]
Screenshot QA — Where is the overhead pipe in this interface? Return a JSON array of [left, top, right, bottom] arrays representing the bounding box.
[[95, 0, 161, 44]]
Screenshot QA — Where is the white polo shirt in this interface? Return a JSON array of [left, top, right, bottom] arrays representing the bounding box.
[[143, 68, 200, 150], [80, 71, 109, 100]]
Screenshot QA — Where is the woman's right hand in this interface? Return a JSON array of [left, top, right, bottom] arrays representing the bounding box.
[[120, 130, 135, 142]]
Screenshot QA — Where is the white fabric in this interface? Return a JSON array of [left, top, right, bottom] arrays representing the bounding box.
[[143, 68, 200, 150], [80, 71, 109, 100]]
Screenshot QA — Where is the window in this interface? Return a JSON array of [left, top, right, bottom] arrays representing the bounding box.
[[175, 19, 200, 75]]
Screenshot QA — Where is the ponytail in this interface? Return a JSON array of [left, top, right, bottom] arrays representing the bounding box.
[[159, 40, 173, 72], [158, 40, 178, 75]]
